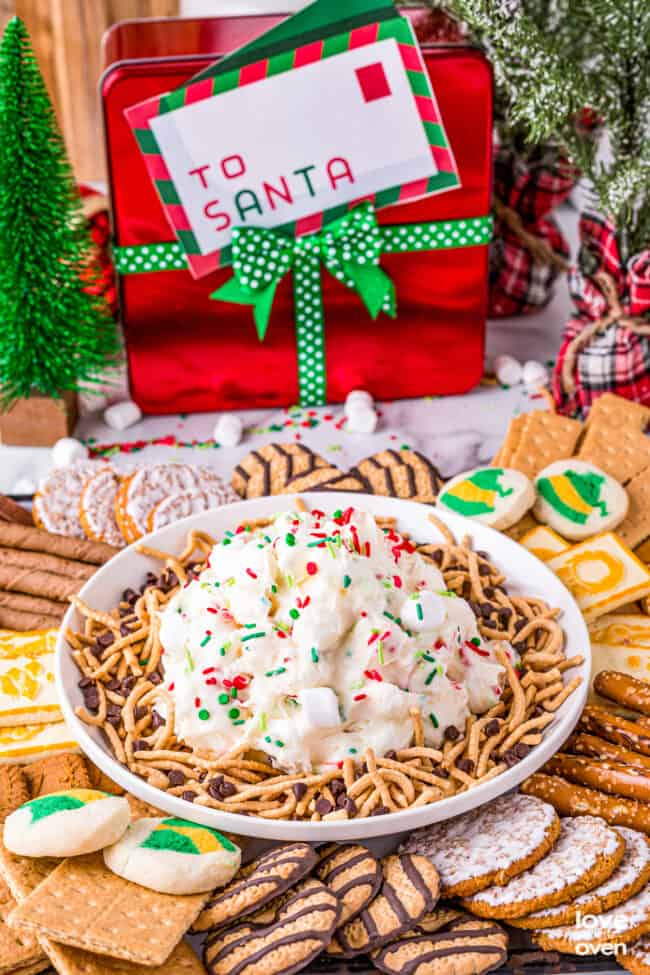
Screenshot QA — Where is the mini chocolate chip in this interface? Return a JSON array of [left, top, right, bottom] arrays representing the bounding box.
[[483, 587, 495, 599], [443, 725, 460, 742], [480, 602, 494, 617], [344, 797, 357, 815], [106, 679, 122, 691], [315, 798, 333, 815], [336, 792, 348, 808], [181, 791, 196, 803], [106, 712, 121, 727], [123, 588, 139, 606], [199, 770, 207, 782], [503, 750, 520, 768], [478, 563, 491, 576], [456, 758, 475, 773], [207, 777, 223, 799], [119, 622, 133, 637], [330, 778, 345, 796], [512, 641, 526, 653], [78, 677, 93, 689], [431, 549, 443, 564], [106, 704, 121, 717], [360, 762, 368, 774], [514, 619, 527, 634], [134, 739, 150, 752], [90, 643, 104, 659], [385, 750, 398, 761], [434, 768, 449, 779], [220, 781, 236, 798], [151, 710, 165, 729], [514, 743, 531, 759], [121, 676, 137, 695], [292, 782, 307, 801], [164, 571, 178, 590], [149, 672, 163, 686], [97, 632, 115, 648], [133, 706, 147, 721], [485, 719, 501, 737], [370, 805, 389, 816]]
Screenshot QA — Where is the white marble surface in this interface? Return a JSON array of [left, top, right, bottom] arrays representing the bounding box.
[[0, 207, 578, 496]]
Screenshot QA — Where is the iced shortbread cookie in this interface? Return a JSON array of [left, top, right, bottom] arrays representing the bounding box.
[[399, 793, 560, 897], [534, 879, 650, 953], [103, 817, 241, 895], [461, 816, 625, 919], [512, 827, 650, 928], [150, 486, 238, 532], [372, 914, 509, 975], [33, 462, 106, 538], [79, 467, 124, 547], [437, 468, 535, 531], [193, 842, 317, 933], [622, 935, 650, 975], [4, 789, 130, 857], [535, 460, 628, 541]]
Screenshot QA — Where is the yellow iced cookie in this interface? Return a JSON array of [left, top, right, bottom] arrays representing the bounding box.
[[0, 629, 61, 727], [0, 720, 79, 765], [520, 525, 570, 562]]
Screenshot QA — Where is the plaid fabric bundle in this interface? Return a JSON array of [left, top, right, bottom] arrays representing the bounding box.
[[489, 146, 577, 317], [78, 184, 118, 317], [552, 212, 650, 418]]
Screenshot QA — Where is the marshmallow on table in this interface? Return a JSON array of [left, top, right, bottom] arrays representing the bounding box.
[[344, 389, 374, 415], [103, 399, 142, 431], [346, 405, 378, 434], [213, 414, 243, 447], [494, 355, 523, 387], [401, 591, 447, 632], [51, 437, 88, 467], [523, 360, 549, 389], [298, 687, 341, 728]]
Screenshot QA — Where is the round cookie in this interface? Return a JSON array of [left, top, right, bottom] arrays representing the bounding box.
[[33, 462, 106, 538], [534, 459, 628, 540], [79, 467, 124, 547], [192, 842, 318, 933], [330, 854, 440, 957], [149, 486, 238, 532], [460, 816, 625, 920], [3, 789, 130, 858], [399, 793, 561, 898], [512, 827, 650, 929], [622, 935, 650, 975], [204, 877, 340, 975], [372, 914, 509, 975], [437, 467, 535, 530], [103, 816, 241, 895], [534, 880, 650, 954], [317, 844, 382, 926]]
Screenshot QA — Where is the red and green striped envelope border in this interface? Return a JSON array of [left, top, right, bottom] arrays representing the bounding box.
[[125, 15, 461, 280]]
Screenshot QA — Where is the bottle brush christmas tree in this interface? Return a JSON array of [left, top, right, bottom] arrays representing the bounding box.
[[0, 17, 120, 446]]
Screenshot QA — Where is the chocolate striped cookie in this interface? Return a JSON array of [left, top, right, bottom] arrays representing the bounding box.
[[372, 914, 508, 975], [329, 854, 440, 957], [352, 450, 443, 504], [231, 444, 331, 499], [204, 878, 340, 975], [192, 842, 317, 933], [317, 844, 382, 925], [312, 471, 372, 493]]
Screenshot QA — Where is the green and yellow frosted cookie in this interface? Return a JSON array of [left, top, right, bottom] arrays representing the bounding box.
[[104, 816, 241, 895], [3, 788, 130, 857], [534, 460, 628, 540], [437, 467, 535, 530]]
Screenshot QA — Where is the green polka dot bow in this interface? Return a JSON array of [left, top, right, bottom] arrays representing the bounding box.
[[212, 203, 396, 343]]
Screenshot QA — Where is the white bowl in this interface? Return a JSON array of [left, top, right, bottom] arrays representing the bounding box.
[[56, 493, 589, 842]]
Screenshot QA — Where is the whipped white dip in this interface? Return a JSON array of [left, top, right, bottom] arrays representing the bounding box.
[[158, 507, 512, 772]]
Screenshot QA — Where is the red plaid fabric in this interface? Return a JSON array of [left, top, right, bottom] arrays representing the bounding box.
[[78, 184, 118, 317], [553, 212, 650, 418], [489, 146, 577, 317]]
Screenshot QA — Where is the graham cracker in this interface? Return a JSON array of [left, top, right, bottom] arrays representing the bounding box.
[[0, 841, 205, 975], [0, 877, 47, 975], [23, 755, 91, 799], [8, 853, 208, 967], [0, 765, 30, 822], [493, 414, 528, 467], [509, 412, 583, 478], [586, 393, 650, 433], [636, 538, 650, 563], [617, 468, 650, 549], [578, 422, 650, 483]]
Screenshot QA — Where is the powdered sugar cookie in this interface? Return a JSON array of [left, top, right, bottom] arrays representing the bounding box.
[[534, 460, 628, 541], [149, 485, 238, 533], [79, 467, 124, 547], [399, 793, 560, 898], [372, 914, 509, 975], [512, 827, 650, 928], [622, 935, 650, 975], [116, 464, 226, 543], [33, 462, 106, 538], [461, 816, 625, 920], [438, 468, 535, 531], [534, 878, 650, 953]]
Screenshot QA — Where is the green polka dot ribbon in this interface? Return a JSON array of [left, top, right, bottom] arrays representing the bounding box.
[[114, 205, 492, 407]]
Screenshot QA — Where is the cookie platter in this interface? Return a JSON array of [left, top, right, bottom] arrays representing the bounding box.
[[53, 492, 589, 841]]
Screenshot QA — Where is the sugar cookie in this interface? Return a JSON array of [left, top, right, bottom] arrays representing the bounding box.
[[461, 816, 625, 919], [103, 817, 241, 895], [535, 460, 628, 540], [399, 793, 560, 897], [115, 464, 227, 542], [3, 789, 130, 857], [438, 467, 535, 530]]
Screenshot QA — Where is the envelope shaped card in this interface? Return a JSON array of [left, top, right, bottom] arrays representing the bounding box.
[[126, 14, 460, 278]]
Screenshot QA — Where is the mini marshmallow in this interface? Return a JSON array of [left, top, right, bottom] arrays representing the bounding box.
[[298, 687, 341, 729], [103, 399, 142, 431], [344, 389, 374, 415], [401, 591, 447, 632], [522, 360, 549, 389], [346, 406, 378, 434], [494, 355, 523, 387], [51, 437, 88, 468], [214, 413, 243, 447]]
